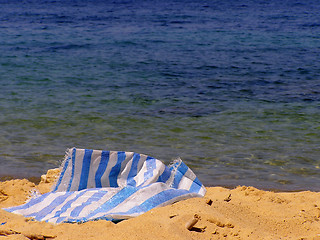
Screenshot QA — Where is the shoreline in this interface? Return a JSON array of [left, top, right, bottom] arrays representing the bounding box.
[[0, 169, 319, 239], [1, 173, 317, 193]]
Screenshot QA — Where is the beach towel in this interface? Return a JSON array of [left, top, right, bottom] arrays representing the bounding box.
[[4, 148, 206, 223]]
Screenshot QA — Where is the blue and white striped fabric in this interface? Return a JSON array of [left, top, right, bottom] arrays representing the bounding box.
[[4, 148, 206, 224]]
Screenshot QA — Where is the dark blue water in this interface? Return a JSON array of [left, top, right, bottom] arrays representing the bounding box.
[[1, 0, 319, 190]]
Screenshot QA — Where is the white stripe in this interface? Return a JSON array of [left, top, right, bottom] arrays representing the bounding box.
[[57, 190, 99, 219], [41, 191, 87, 221], [136, 154, 148, 173], [177, 168, 196, 191], [105, 182, 168, 214], [75, 188, 120, 219], [12, 192, 66, 216], [134, 157, 148, 187], [132, 154, 147, 186], [47, 217, 59, 224], [99, 151, 118, 187], [140, 160, 166, 187], [198, 186, 207, 196], [116, 152, 134, 187], [165, 159, 182, 187], [70, 149, 85, 191], [87, 150, 103, 188], [56, 148, 73, 191], [117, 152, 134, 187]]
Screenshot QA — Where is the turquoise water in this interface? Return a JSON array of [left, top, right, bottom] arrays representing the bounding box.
[[0, 0, 319, 190]]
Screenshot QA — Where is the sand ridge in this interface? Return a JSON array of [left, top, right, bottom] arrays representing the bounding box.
[[0, 169, 319, 240]]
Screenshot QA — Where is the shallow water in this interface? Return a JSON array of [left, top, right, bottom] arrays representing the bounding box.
[[0, 0, 319, 190]]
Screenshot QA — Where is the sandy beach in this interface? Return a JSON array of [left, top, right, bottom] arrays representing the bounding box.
[[0, 169, 319, 240]]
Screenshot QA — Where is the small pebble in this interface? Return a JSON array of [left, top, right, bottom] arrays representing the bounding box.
[[185, 214, 200, 230]]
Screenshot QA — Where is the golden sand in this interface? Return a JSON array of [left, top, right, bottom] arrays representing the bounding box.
[[0, 169, 319, 240]]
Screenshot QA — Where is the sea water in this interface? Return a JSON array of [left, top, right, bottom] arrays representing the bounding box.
[[0, 0, 319, 190]]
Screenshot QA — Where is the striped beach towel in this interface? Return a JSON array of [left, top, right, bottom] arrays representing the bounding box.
[[4, 148, 206, 224]]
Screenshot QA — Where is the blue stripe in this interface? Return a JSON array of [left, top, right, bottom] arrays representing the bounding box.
[[156, 166, 171, 183], [55, 216, 67, 224], [172, 161, 189, 189], [52, 190, 90, 220], [189, 177, 202, 193], [25, 193, 73, 220], [67, 148, 76, 191], [126, 153, 140, 187], [143, 156, 156, 184], [53, 151, 71, 192], [95, 151, 110, 188], [114, 189, 190, 216], [78, 149, 93, 191], [4, 192, 52, 212], [85, 186, 137, 219], [169, 160, 181, 171], [109, 152, 126, 187], [70, 190, 107, 218]]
